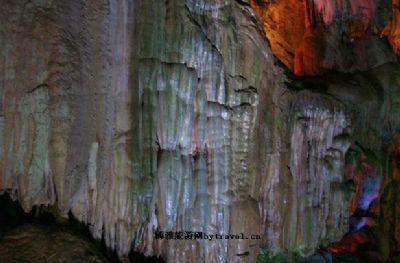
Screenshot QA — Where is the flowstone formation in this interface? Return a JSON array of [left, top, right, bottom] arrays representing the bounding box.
[[1, 0, 287, 262], [2, 0, 400, 262], [250, 0, 400, 260]]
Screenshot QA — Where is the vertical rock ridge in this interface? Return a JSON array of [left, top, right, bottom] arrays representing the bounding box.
[[0, 0, 367, 262]]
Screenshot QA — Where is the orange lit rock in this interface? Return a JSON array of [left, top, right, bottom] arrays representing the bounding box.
[[250, 0, 397, 76], [250, 0, 305, 70], [382, 0, 400, 54], [250, 0, 326, 76], [347, 19, 370, 39], [294, 28, 325, 76], [329, 231, 369, 254]]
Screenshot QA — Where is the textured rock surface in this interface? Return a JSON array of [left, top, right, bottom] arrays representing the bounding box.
[[258, 90, 352, 258], [0, 224, 107, 263], [249, 0, 305, 70], [383, 0, 400, 54], [382, 133, 400, 252], [287, 92, 351, 254], [1, 0, 288, 262], [305, 63, 400, 260], [250, 0, 398, 76], [3, 0, 400, 262], [1, 0, 138, 257]]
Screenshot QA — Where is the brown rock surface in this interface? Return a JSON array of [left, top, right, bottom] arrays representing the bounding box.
[[0, 224, 107, 263]]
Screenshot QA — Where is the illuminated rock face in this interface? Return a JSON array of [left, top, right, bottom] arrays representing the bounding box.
[[315, 64, 400, 260], [250, 0, 398, 76], [260, 91, 352, 257], [1, 0, 138, 255], [0, 0, 288, 262], [287, 93, 352, 254], [249, 0, 305, 70], [3, 0, 400, 262], [383, 0, 400, 54]]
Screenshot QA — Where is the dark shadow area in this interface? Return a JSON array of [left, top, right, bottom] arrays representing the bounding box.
[[0, 192, 57, 234], [128, 251, 166, 263], [0, 193, 165, 263], [0, 192, 29, 234]]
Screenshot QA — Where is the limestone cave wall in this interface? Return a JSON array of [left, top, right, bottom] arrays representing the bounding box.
[[1, 0, 400, 262]]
